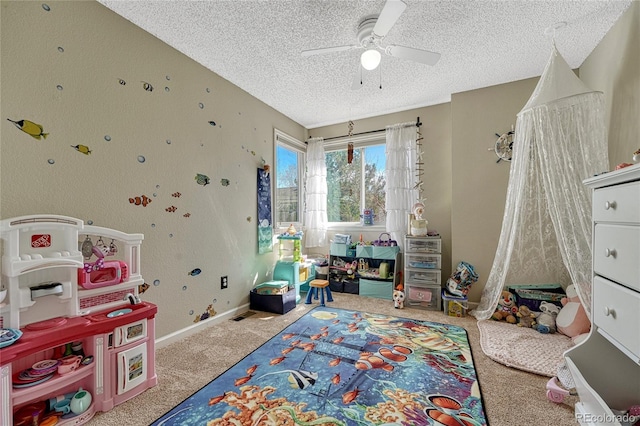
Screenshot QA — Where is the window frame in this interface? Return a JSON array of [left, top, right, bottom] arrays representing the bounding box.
[[274, 129, 306, 231], [323, 132, 387, 231]]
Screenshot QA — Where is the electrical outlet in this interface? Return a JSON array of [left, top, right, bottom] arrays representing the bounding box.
[[221, 276, 228, 290]]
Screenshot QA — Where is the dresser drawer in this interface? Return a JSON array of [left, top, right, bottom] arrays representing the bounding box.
[[405, 268, 441, 285], [405, 237, 441, 253], [593, 181, 640, 223], [594, 224, 640, 291], [593, 276, 640, 360], [405, 253, 441, 270]]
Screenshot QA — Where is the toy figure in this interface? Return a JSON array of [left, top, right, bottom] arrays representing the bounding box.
[[393, 287, 405, 309], [410, 202, 428, 236], [556, 284, 590, 342], [535, 301, 561, 334], [492, 290, 517, 324], [516, 305, 537, 328]]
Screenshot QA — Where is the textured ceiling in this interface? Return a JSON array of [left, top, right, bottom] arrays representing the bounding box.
[[97, 0, 632, 129]]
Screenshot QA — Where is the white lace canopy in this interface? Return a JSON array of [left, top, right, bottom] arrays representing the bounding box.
[[472, 46, 609, 320]]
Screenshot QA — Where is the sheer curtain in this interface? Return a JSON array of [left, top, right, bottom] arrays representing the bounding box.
[[385, 123, 418, 249], [304, 137, 328, 248]]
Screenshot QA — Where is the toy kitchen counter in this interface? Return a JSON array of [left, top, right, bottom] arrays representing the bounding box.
[[0, 215, 157, 426]]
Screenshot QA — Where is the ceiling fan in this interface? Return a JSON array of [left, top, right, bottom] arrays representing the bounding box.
[[301, 0, 441, 88]]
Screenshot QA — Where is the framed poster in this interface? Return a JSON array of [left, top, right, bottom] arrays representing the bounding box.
[[257, 168, 273, 254]]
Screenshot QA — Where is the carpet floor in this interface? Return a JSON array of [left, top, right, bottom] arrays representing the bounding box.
[[90, 292, 578, 425]]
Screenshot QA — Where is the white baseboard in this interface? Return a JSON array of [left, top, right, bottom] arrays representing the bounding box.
[[155, 302, 250, 349]]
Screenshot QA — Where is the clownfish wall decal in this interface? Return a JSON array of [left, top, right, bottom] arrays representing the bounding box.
[[129, 195, 152, 207]]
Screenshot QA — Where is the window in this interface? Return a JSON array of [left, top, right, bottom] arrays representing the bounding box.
[[274, 129, 305, 228], [325, 134, 386, 226]]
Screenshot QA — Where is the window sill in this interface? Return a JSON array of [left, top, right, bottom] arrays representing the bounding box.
[[327, 223, 386, 233]]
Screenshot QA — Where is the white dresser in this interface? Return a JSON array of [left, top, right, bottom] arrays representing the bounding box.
[[564, 163, 640, 425]]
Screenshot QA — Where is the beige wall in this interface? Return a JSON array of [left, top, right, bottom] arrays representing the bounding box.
[[580, 0, 639, 168], [450, 78, 539, 303], [0, 1, 305, 338]]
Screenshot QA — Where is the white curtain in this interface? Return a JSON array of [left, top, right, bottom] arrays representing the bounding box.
[[304, 137, 328, 248], [385, 123, 418, 249], [472, 47, 609, 320]]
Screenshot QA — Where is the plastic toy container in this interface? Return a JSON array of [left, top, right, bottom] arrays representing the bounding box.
[[442, 291, 468, 317]]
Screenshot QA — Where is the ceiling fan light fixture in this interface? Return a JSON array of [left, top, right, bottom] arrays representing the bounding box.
[[361, 49, 381, 70]]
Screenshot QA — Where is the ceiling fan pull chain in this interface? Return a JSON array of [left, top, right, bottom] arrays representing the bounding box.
[[379, 63, 383, 90]]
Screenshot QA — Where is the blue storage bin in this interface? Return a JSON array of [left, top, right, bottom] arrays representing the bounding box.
[[356, 245, 373, 258], [372, 246, 400, 260], [330, 243, 347, 256], [359, 278, 393, 300]]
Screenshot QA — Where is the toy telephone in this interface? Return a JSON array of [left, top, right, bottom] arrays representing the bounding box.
[[78, 260, 128, 289]]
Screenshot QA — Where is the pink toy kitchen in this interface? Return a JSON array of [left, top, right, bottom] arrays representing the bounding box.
[[0, 215, 157, 426]]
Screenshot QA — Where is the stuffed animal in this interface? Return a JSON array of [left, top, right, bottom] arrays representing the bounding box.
[[556, 284, 590, 341], [535, 301, 561, 334], [492, 291, 517, 324], [393, 289, 405, 309], [516, 305, 537, 328]]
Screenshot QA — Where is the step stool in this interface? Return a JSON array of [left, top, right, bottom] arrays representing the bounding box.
[[305, 279, 333, 306]]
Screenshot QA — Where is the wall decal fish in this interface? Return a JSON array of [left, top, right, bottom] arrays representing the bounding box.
[[138, 283, 150, 294], [71, 144, 91, 155], [195, 173, 210, 186], [129, 195, 152, 207], [7, 118, 48, 140]]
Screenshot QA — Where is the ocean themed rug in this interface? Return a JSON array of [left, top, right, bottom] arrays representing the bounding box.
[[152, 307, 489, 425]]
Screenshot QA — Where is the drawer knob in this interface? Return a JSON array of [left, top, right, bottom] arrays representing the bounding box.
[[603, 306, 616, 318], [604, 201, 617, 210], [604, 248, 617, 258]]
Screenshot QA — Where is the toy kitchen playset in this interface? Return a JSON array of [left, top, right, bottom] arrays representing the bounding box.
[[0, 215, 157, 426]]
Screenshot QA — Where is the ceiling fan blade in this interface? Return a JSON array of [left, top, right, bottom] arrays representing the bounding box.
[[301, 45, 358, 57], [373, 0, 407, 38], [386, 44, 441, 66]]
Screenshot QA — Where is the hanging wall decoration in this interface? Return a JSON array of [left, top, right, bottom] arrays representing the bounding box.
[[257, 166, 273, 254], [413, 120, 424, 192], [347, 120, 354, 164], [490, 126, 515, 163]]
